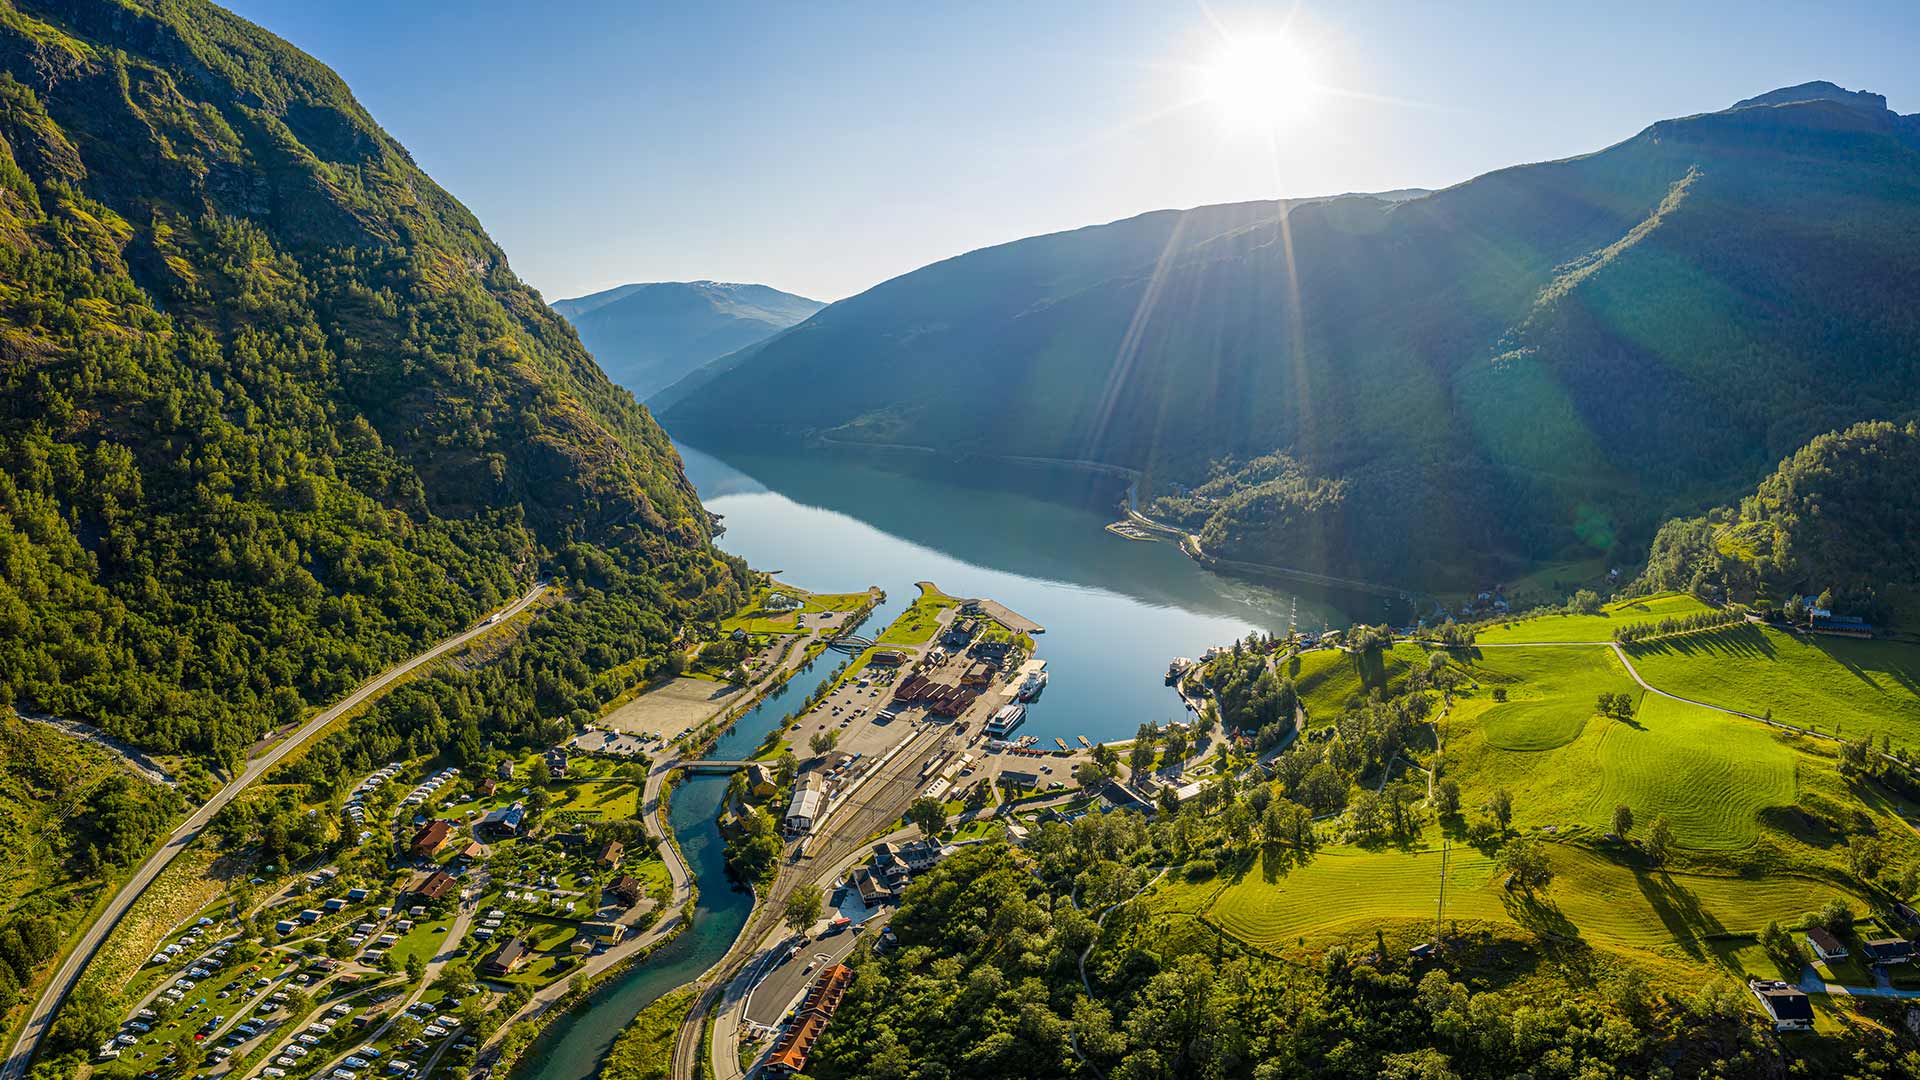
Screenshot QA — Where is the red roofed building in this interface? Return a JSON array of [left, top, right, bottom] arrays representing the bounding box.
[[410, 819, 453, 858], [761, 964, 853, 1077]]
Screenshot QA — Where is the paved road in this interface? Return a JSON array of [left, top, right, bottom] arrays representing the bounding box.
[[2, 583, 549, 1080], [668, 719, 950, 1080]]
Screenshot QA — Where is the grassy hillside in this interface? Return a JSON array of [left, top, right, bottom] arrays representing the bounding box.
[[0, 0, 742, 765], [664, 84, 1920, 592], [1626, 624, 1920, 747], [1474, 592, 1714, 644]]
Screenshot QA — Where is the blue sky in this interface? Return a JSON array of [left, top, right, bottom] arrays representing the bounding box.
[[227, 1, 1920, 303]]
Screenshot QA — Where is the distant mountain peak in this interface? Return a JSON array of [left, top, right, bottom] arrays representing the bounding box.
[[553, 280, 824, 402], [1731, 81, 1889, 114]]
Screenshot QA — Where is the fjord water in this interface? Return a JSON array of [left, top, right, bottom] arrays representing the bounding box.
[[515, 445, 1387, 1080], [679, 442, 1402, 745]]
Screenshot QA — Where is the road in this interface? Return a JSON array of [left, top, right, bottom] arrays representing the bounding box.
[[2, 583, 550, 1080], [667, 718, 951, 1080]]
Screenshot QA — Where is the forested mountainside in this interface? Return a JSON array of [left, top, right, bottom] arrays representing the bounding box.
[[554, 280, 821, 401], [1635, 419, 1920, 616], [0, 0, 743, 767], [662, 82, 1920, 591]]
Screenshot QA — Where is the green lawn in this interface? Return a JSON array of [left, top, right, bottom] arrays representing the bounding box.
[[1474, 592, 1715, 644], [1625, 623, 1920, 747], [551, 779, 641, 819], [1443, 647, 1797, 851], [876, 583, 961, 646], [1286, 643, 1435, 723], [723, 587, 874, 635], [1194, 840, 1860, 956], [1455, 645, 1638, 751], [388, 912, 455, 969]]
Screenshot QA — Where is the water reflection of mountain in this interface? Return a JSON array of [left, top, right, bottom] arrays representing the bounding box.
[[676, 442, 1392, 627]]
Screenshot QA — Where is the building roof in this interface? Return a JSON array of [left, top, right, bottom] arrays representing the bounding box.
[[413, 871, 457, 901], [1863, 937, 1916, 961], [482, 936, 528, 973], [1748, 980, 1814, 1022], [410, 819, 453, 853], [786, 785, 824, 823], [1806, 926, 1845, 954], [596, 839, 624, 865]]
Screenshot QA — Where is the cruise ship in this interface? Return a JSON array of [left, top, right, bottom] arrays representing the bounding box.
[[984, 703, 1027, 737], [1016, 670, 1048, 701]]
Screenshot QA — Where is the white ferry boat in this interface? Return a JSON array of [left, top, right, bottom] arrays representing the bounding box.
[[984, 703, 1027, 737], [1017, 670, 1048, 701]]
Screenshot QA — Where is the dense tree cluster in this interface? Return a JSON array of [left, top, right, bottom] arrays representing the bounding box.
[[1635, 421, 1920, 613], [809, 841, 1839, 1080], [0, 4, 731, 769]]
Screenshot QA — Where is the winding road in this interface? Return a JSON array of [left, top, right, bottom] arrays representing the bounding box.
[[2, 583, 550, 1080]]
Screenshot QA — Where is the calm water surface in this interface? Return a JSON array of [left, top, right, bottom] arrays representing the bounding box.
[[513, 443, 1392, 1080], [680, 443, 1402, 745]]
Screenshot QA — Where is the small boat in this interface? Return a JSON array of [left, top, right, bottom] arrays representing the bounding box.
[[1076, 735, 1090, 748], [1054, 737, 1069, 751]]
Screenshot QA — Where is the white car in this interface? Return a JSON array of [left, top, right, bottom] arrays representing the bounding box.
[[345, 1057, 371, 1069], [262, 1068, 287, 1078]]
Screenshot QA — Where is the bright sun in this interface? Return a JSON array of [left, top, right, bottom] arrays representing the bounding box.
[[1200, 34, 1320, 131]]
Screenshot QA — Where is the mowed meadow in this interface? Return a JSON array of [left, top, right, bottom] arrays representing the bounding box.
[[1144, 626, 1918, 976], [1625, 623, 1920, 748]]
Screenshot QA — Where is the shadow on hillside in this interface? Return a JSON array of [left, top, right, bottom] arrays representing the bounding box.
[[1626, 623, 1776, 662], [1808, 634, 1920, 696], [1632, 870, 1723, 957], [1502, 888, 1581, 944], [1256, 841, 1315, 884]]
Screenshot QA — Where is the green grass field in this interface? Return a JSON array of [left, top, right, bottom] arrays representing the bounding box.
[[1581, 696, 1796, 850], [1625, 623, 1920, 747], [876, 583, 961, 646], [723, 587, 874, 635], [1194, 841, 1859, 955], [1455, 646, 1637, 751], [1287, 643, 1434, 722], [1474, 593, 1714, 644], [1441, 646, 1798, 851]]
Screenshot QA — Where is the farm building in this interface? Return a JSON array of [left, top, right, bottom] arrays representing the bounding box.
[[1864, 938, 1915, 966]]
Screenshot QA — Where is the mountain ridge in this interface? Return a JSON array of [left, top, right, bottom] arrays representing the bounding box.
[[662, 82, 1920, 590], [554, 279, 822, 401]]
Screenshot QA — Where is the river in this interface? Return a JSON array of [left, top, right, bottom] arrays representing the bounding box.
[[509, 584, 909, 1080], [513, 442, 1395, 1080]]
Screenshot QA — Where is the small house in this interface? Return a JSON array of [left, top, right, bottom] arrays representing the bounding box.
[[1863, 938, 1916, 966], [1747, 979, 1814, 1031], [1806, 927, 1848, 962], [746, 763, 779, 799], [595, 839, 624, 868], [409, 820, 453, 858], [481, 937, 528, 977]]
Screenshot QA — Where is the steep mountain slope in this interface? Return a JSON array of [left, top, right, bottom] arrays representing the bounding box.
[[662, 83, 1920, 590], [0, 0, 740, 764], [553, 280, 822, 401], [1636, 419, 1920, 615]]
